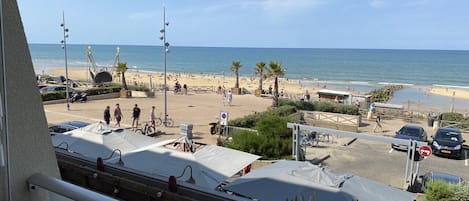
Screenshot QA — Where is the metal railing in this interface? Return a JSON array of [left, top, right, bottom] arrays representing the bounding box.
[[28, 173, 117, 201]]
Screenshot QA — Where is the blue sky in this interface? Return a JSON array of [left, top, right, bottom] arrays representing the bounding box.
[[17, 0, 469, 50]]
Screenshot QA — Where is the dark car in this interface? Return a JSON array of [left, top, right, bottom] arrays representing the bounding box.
[[431, 127, 465, 159], [417, 171, 464, 193], [391, 124, 427, 150], [49, 121, 90, 134]]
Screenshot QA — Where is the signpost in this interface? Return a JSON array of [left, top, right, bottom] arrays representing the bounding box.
[[220, 111, 228, 126], [418, 145, 432, 157]]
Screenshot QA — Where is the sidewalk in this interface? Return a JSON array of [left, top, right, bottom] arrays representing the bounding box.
[[44, 93, 272, 145]]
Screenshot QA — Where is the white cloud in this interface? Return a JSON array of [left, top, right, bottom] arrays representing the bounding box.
[[369, 0, 385, 8]]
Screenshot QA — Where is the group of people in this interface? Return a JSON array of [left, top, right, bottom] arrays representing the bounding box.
[[174, 81, 188, 95], [103, 103, 158, 129], [217, 85, 233, 106]]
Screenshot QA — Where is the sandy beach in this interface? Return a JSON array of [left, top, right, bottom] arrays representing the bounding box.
[[47, 67, 319, 98], [428, 87, 469, 100], [45, 67, 469, 111]]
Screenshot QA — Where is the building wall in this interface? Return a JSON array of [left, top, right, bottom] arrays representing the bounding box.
[[0, 0, 61, 200]]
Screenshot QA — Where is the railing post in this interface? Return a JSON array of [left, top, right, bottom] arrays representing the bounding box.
[[292, 124, 301, 161]]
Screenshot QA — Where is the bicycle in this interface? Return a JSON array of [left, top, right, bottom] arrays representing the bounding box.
[[300, 131, 319, 147], [135, 121, 155, 135], [153, 113, 174, 127]]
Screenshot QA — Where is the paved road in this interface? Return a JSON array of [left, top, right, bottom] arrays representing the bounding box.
[[304, 118, 469, 189]]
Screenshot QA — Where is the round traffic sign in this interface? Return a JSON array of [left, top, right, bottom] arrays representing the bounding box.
[[418, 145, 432, 157]]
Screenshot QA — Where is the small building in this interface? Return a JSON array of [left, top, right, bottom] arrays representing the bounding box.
[[317, 89, 352, 104]]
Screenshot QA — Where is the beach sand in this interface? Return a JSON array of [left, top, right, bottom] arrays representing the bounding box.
[[47, 67, 318, 99], [428, 87, 469, 100]]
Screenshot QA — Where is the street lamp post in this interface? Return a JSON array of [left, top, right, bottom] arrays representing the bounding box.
[[60, 11, 70, 111], [160, 6, 170, 126]]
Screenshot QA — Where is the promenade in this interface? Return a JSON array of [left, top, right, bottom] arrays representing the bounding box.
[[44, 93, 272, 144]]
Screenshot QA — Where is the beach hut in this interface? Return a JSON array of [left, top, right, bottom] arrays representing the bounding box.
[[317, 89, 352, 104]]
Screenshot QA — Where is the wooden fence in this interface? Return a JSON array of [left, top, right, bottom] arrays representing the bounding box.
[[301, 111, 361, 132]]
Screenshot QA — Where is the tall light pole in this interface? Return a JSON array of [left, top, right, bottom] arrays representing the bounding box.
[[60, 11, 70, 111], [160, 6, 170, 126]]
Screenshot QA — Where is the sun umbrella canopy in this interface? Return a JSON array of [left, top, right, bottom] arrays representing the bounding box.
[[109, 144, 260, 190], [224, 160, 416, 201], [51, 123, 158, 160]]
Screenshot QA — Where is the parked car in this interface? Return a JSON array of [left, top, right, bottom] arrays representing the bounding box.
[[391, 124, 427, 150], [431, 127, 466, 159], [39, 86, 67, 94], [414, 171, 464, 193], [49, 121, 90, 134]]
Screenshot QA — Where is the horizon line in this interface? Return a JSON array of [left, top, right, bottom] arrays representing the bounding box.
[[27, 42, 469, 52]]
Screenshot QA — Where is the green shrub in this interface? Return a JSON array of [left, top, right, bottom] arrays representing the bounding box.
[[255, 114, 293, 138], [226, 112, 293, 159], [127, 85, 150, 92], [278, 99, 297, 107], [314, 101, 335, 113], [83, 87, 121, 96], [41, 91, 67, 101], [295, 101, 315, 111], [228, 113, 261, 128], [440, 112, 468, 129], [424, 180, 456, 201], [41, 86, 121, 101], [279, 99, 359, 115], [335, 104, 360, 115], [441, 112, 465, 122], [228, 106, 296, 128], [226, 130, 292, 160], [269, 105, 297, 117], [452, 182, 469, 201]]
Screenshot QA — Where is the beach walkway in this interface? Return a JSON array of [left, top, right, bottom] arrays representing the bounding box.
[[44, 93, 273, 144]]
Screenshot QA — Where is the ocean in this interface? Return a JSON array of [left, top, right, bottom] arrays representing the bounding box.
[[29, 44, 469, 111], [29, 44, 469, 87]]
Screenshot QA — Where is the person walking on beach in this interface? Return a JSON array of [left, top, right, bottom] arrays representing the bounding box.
[[104, 106, 111, 125], [183, 84, 187, 95], [227, 90, 233, 106], [114, 103, 123, 127], [373, 113, 382, 132], [150, 106, 156, 127], [132, 104, 141, 130]]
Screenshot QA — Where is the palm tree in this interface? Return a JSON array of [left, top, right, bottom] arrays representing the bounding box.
[[268, 61, 286, 107], [116, 62, 128, 90], [255, 61, 266, 91], [230, 60, 242, 89]]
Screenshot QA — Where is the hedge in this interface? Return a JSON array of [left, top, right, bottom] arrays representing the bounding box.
[[440, 112, 469, 129], [278, 99, 359, 115], [40, 84, 149, 101], [228, 105, 297, 128]]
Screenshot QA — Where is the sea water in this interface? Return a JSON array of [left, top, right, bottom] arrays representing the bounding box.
[[29, 44, 469, 111]]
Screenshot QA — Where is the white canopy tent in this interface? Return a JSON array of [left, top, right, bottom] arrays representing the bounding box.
[[108, 144, 260, 190], [51, 123, 160, 160], [224, 160, 416, 201]]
